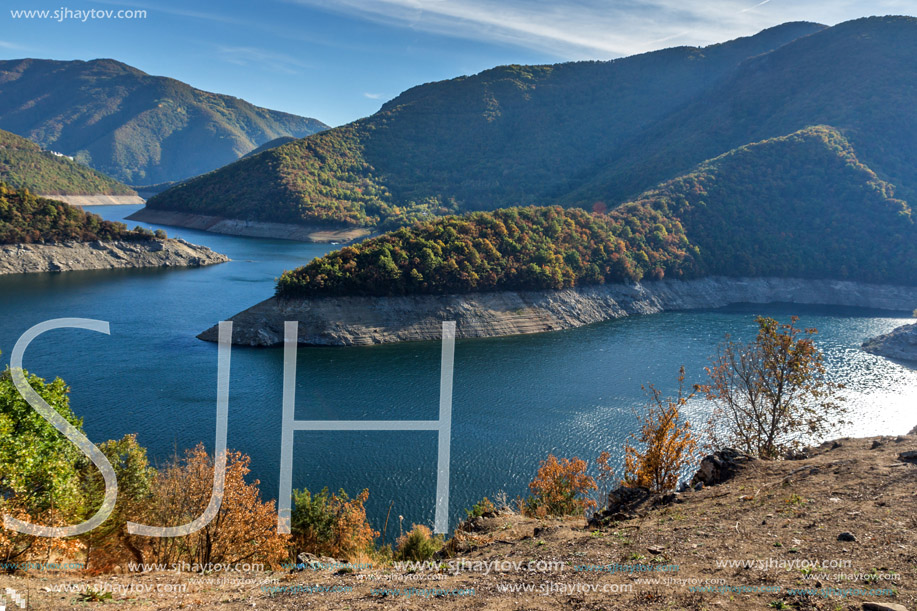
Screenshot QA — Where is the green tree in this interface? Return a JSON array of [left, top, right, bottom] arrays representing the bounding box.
[[80, 434, 155, 569], [0, 358, 87, 561]]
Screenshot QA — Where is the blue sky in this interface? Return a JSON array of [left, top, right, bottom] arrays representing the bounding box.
[[2, 0, 915, 126]]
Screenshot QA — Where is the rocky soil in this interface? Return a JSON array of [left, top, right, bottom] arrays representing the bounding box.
[[0, 238, 229, 275], [198, 277, 917, 346], [863, 323, 917, 363], [3, 432, 916, 610]]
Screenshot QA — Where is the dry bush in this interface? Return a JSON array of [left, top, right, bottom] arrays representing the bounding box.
[[623, 366, 698, 492], [0, 500, 84, 567], [525, 454, 597, 517], [290, 487, 378, 560], [136, 444, 288, 568], [395, 524, 442, 561]]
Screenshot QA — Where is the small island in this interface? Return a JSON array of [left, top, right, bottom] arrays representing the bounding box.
[[0, 184, 228, 274], [863, 322, 917, 363]]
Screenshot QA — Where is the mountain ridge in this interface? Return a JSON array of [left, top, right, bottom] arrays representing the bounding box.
[[0, 58, 328, 184], [142, 20, 829, 230]]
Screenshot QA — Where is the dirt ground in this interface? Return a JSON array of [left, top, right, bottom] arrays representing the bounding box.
[[3, 432, 916, 610]]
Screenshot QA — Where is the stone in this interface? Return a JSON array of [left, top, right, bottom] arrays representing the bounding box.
[[690, 448, 754, 488], [862, 322, 917, 363], [862, 602, 910, 611], [898, 450, 917, 462], [837, 532, 857, 542]]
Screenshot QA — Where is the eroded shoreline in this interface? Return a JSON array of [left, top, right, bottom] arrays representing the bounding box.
[[0, 239, 229, 275], [198, 276, 917, 347]]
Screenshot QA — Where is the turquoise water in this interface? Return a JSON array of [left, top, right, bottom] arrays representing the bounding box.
[[1, 204, 915, 537]]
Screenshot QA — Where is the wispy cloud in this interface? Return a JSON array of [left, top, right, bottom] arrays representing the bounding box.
[[0, 40, 27, 51], [284, 0, 909, 59], [214, 45, 310, 74], [363, 92, 384, 99], [740, 0, 773, 14]]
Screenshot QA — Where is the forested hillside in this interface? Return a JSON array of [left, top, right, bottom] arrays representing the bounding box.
[[275, 126, 916, 297], [564, 16, 917, 209], [147, 21, 826, 227], [0, 129, 134, 195], [0, 58, 328, 184], [0, 183, 143, 244]]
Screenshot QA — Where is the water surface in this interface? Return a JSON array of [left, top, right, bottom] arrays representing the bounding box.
[[1, 205, 914, 536]]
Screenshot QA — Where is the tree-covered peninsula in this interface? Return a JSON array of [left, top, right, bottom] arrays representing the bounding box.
[[276, 126, 916, 298]]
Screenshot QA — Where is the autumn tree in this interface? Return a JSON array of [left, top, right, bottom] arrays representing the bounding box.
[[622, 367, 697, 492], [138, 445, 288, 568], [700, 316, 846, 459], [290, 487, 378, 560], [525, 455, 597, 517]]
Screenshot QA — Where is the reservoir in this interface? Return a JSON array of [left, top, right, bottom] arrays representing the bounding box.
[[1, 204, 914, 537]]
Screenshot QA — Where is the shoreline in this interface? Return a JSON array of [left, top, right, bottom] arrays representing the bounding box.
[[39, 194, 145, 206], [198, 276, 917, 347], [0, 238, 229, 275], [126, 207, 371, 243]]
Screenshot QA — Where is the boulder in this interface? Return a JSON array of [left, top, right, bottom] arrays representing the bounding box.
[[690, 448, 754, 488]]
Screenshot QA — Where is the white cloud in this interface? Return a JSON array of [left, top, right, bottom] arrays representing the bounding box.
[[284, 0, 912, 59], [363, 92, 384, 99]]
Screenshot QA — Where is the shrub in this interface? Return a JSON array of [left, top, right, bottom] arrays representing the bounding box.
[[290, 487, 378, 560], [700, 316, 846, 459], [138, 445, 288, 568], [80, 434, 155, 571], [464, 497, 496, 519], [622, 367, 698, 492], [525, 455, 597, 518], [395, 524, 442, 562]]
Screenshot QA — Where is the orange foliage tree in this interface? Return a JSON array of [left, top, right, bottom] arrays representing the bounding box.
[[137, 445, 288, 568], [290, 487, 378, 560], [622, 366, 697, 492], [526, 455, 597, 517]]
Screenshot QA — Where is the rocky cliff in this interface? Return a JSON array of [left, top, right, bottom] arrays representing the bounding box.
[[0, 238, 229, 274], [863, 322, 917, 363], [198, 276, 917, 347]]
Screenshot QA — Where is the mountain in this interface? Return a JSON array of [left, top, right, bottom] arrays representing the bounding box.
[[142, 21, 827, 230], [563, 15, 917, 209], [0, 128, 134, 195], [275, 126, 916, 298], [0, 58, 328, 184], [242, 136, 298, 159]]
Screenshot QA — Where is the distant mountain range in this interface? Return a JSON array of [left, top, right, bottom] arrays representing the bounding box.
[[0, 58, 328, 185], [0, 127, 134, 195], [140, 16, 917, 237]]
